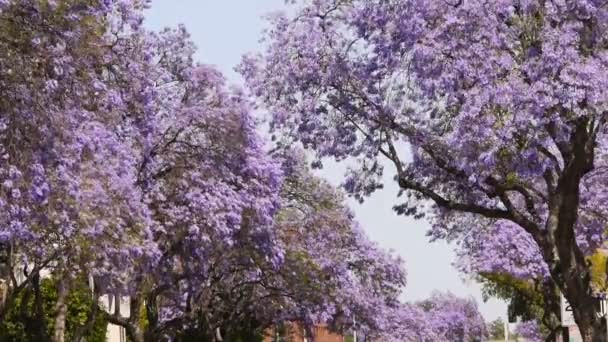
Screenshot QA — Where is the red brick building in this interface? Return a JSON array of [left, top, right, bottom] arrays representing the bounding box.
[[264, 324, 349, 342]]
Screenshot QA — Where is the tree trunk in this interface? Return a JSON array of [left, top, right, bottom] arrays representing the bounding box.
[[0, 280, 7, 314], [567, 294, 605, 342], [546, 327, 558, 342], [52, 277, 70, 342], [105, 311, 145, 342], [126, 325, 145, 342], [0, 241, 13, 320], [73, 295, 100, 342], [104, 286, 147, 342], [546, 221, 604, 342], [544, 119, 600, 342], [215, 327, 224, 341], [577, 318, 604, 342], [32, 274, 49, 341]]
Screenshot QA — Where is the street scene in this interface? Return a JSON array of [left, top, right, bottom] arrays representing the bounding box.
[[0, 1, 607, 341]]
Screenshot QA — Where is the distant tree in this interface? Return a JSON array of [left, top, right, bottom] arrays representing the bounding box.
[[372, 292, 487, 342], [488, 318, 505, 340], [516, 321, 544, 342], [417, 292, 488, 341]]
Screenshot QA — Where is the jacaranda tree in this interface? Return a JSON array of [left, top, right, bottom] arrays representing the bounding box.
[[268, 149, 406, 337], [0, 0, 542, 341], [241, 0, 608, 340], [171, 148, 408, 341], [372, 291, 487, 342], [0, 1, 410, 341], [91, 21, 284, 341], [0, 1, 157, 341]]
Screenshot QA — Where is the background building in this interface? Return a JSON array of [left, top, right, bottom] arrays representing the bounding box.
[[264, 324, 352, 342]]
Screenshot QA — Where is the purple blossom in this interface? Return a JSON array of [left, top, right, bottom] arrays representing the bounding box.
[[516, 320, 543, 342], [241, 0, 608, 337]]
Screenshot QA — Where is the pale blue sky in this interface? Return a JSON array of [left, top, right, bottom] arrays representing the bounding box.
[[145, 0, 506, 322]]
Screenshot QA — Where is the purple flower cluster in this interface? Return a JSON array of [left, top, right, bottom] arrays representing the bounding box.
[[374, 292, 488, 341], [242, 0, 608, 337], [0, 1, 419, 340], [516, 320, 544, 342], [0, 0, 157, 290]]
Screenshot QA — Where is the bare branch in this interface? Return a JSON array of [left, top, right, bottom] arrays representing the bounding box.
[[396, 175, 511, 219]]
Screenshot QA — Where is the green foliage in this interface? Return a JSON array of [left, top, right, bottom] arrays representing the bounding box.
[[478, 273, 560, 339], [480, 273, 546, 323], [481, 252, 608, 340], [344, 334, 355, 342], [481, 251, 608, 338], [588, 251, 608, 291], [487, 318, 505, 340], [0, 277, 107, 342]]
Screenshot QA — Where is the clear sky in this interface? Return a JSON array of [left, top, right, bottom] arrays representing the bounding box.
[[145, 0, 507, 322]]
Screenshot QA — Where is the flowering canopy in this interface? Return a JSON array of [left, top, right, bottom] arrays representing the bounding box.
[[0, 1, 416, 340], [0, 0, 157, 293], [374, 292, 487, 342], [242, 0, 608, 339], [0, 1, 520, 341], [516, 320, 544, 342]]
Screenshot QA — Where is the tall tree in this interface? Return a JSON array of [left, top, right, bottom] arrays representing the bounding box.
[[170, 149, 407, 340], [99, 27, 284, 340], [0, 1, 410, 340], [0, 1, 156, 340], [91, 13, 405, 340], [242, 1, 608, 340]]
